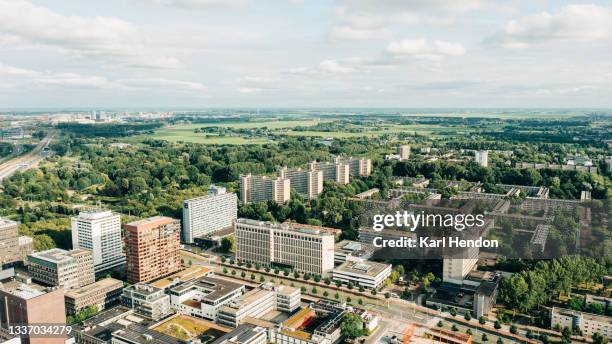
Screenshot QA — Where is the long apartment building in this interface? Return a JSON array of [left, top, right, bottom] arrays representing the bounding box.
[[124, 216, 182, 284], [307, 160, 350, 185], [0, 218, 33, 267], [71, 210, 125, 274], [551, 307, 611, 339], [218, 283, 300, 328], [182, 185, 238, 243], [26, 248, 95, 289], [239, 174, 290, 204], [334, 156, 372, 177], [277, 166, 323, 199], [234, 219, 335, 275]]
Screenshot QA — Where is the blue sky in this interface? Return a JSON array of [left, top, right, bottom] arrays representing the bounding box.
[[1, 0, 611, 108]]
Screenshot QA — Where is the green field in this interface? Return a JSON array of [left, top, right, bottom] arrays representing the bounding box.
[[142, 121, 461, 144]]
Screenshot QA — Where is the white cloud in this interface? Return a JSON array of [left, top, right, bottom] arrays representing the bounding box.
[[485, 4, 612, 48], [237, 87, 264, 94], [118, 78, 206, 92], [386, 39, 466, 60], [0, 0, 180, 69], [140, 0, 244, 9], [330, 25, 392, 41]]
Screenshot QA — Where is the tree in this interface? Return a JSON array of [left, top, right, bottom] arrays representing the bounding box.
[[451, 324, 458, 332], [334, 292, 340, 300], [371, 290, 377, 296], [509, 324, 517, 334], [260, 275, 265, 282], [241, 271, 246, 278], [311, 287, 317, 294], [562, 326, 572, 343], [494, 321, 501, 330], [464, 312, 472, 321], [340, 313, 364, 339], [479, 316, 486, 325], [466, 329, 472, 336], [358, 299, 363, 305], [526, 329, 534, 339], [496, 338, 503, 344], [437, 321, 443, 328], [481, 334, 488, 342], [220, 236, 235, 253], [222, 267, 228, 274], [323, 291, 329, 298], [449, 308, 457, 317], [231, 270, 236, 276], [592, 332, 608, 344]]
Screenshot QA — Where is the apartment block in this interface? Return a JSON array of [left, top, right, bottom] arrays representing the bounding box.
[[182, 186, 238, 243], [475, 150, 488, 167], [332, 260, 392, 289], [0, 219, 32, 267], [71, 210, 125, 274], [551, 307, 612, 339], [218, 284, 300, 328], [239, 174, 290, 204], [26, 248, 95, 289], [125, 216, 181, 284], [169, 276, 244, 322], [335, 156, 372, 177], [234, 219, 335, 275], [399, 145, 411, 160], [64, 278, 123, 315], [442, 254, 479, 286], [307, 161, 350, 185], [0, 278, 66, 344], [277, 166, 323, 199], [122, 283, 172, 321]]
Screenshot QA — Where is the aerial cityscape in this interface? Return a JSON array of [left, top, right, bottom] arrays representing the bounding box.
[[0, 1, 611, 344]]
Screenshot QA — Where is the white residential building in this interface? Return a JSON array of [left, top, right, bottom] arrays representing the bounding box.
[[239, 174, 291, 204], [332, 260, 392, 289], [182, 187, 238, 243], [551, 307, 612, 339], [234, 219, 335, 275], [475, 150, 489, 167], [71, 210, 125, 274]]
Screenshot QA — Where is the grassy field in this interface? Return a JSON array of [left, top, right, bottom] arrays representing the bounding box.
[[169, 119, 323, 129]]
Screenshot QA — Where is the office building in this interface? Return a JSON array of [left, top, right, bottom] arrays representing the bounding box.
[[551, 307, 612, 339], [234, 219, 335, 275], [111, 324, 181, 344], [0, 278, 66, 344], [64, 278, 123, 315], [124, 216, 181, 284], [334, 240, 374, 264], [475, 150, 488, 167], [71, 210, 125, 274], [72, 306, 145, 344], [277, 166, 323, 199], [308, 161, 350, 185], [168, 276, 244, 322], [182, 186, 238, 243], [239, 174, 290, 204], [122, 284, 172, 321], [473, 277, 499, 318], [26, 248, 95, 289], [399, 145, 411, 160], [0, 219, 32, 267], [212, 324, 268, 344], [332, 260, 392, 289], [218, 283, 300, 328]]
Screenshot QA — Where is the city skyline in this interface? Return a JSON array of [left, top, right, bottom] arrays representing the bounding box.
[[1, 0, 612, 108]]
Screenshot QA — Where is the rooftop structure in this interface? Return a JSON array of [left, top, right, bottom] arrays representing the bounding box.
[[64, 277, 123, 315], [332, 260, 392, 289]]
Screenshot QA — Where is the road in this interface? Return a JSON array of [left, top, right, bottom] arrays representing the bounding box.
[[180, 250, 544, 344], [0, 134, 53, 181]]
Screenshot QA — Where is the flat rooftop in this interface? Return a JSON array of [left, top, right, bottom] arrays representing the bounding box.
[[124, 216, 174, 227], [0, 280, 47, 299], [153, 315, 231, 341], [334, 260, 391, 278], [554, 307, 612, 325], [28, 248, 73, 264], [65, 278, 123, 299], [150, 265, 211, 289], [170, 276, 244, 303]]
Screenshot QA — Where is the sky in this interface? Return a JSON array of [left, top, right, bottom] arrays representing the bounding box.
[[1, 0, 612, 109]]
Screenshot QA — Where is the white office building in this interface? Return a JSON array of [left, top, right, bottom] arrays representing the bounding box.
[[235, 219, 335, 275], [182, 186, 238, 243], [71, 210, 125, 274], [169, 277, 245, 322], [332, 260, 392, 289]]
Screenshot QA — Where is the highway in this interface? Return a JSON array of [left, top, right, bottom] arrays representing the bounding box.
[[0, 134, 53, 181]]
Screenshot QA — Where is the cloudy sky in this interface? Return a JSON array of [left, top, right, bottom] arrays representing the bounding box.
[[1, 0, 611, 108]]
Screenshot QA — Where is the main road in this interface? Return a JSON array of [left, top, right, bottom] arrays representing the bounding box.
[[0, 134, 53, 181]]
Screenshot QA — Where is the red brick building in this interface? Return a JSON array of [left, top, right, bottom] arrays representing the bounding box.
[[124, 216, 181, 284]]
